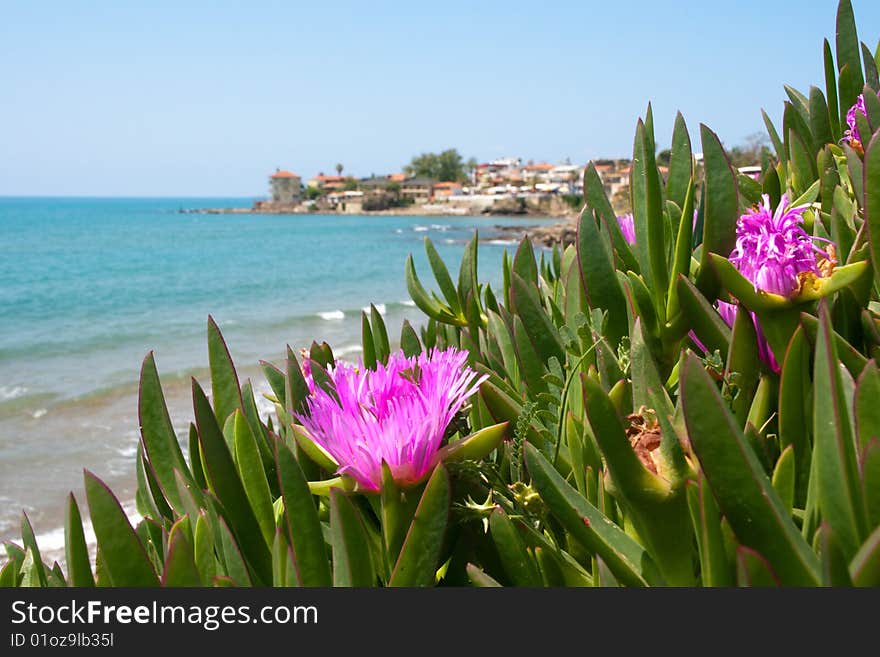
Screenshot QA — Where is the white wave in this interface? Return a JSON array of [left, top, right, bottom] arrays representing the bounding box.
[[400, 299, 417, 307], [32, 408, 47, 419], [317, 310, 345, 320], [0, 385, 28, 401], [431, 224, 451, 231], [114, 443, 139, 459], [334, 344, 364, 357], [394, 228, 404, 234], [363, 303, 386, 315], [443, 238, 456, 244], [413, 225, 429, 232], [486, 238, 518, 246], [252, 380, 278, 422]]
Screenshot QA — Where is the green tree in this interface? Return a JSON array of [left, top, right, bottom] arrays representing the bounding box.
[[404, 149, 470, 182]]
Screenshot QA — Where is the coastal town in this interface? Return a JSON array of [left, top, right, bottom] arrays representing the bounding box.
[[249, 155, 637, 218]]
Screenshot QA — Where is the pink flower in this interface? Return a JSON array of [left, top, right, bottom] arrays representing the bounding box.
[[844, 92, 875, 147], [722, 193, 829, 371], [616, 213, 636, 245], [295, 348, 487, 491]]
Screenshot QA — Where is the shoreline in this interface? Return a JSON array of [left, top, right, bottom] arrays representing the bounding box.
[[185, 194, 579, 220]]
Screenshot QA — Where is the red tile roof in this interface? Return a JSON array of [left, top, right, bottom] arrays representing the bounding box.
[[271, 170, 299, 178]]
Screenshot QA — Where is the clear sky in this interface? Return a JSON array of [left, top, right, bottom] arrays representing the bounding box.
[[1, 0, 878, 197]]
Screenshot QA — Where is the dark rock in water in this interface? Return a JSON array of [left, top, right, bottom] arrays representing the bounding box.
[[486, 219, 578, 249]]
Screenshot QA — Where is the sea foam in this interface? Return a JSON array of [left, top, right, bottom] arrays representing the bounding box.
[[317, 310, 345, 320]]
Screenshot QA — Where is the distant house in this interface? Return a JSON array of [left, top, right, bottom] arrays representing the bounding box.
[[401, 177, 435, 203], [307, 173, 348, 191], [433, 181, 463, 198], [327, 190, 365, 214], [269, 169, 302, 204], [593, 159, 631, 200]]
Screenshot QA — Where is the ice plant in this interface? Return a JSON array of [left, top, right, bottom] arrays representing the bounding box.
[[843, 90, 879, 150], [616, 213, 636, 244], [720, 193, 831, 370], [295, 347, 487, 491]]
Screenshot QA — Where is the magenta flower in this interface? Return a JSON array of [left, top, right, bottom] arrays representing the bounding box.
[[722, 193, 830, 371], [844, 92, 876, 147], [616, 213, 636, 245], [295, 348, 487, 491], [617, 210, 698, 246]]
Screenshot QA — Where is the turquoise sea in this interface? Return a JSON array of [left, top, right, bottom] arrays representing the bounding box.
[[0, 196, 554, 555]]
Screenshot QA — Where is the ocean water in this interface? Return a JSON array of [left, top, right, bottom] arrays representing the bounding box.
[[0, 196, 554, 558]]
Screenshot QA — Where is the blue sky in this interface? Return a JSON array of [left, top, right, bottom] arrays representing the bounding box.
[[1, 0, 878, 197]]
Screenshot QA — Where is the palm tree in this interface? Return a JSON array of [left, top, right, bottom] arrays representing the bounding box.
[[336, 163, 344, 177]]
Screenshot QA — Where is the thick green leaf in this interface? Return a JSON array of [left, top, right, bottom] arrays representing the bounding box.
[[380, 463, 420, 570], [510, 272, 565, 365], [512, 314, 549, 395], [524, 443, 660, 586], [65, 494, 94, 587], [772, 446, 797, 514], [85, 470, 158, 586], [361, 312, 377, 369], [676, 274, 731, 356], [389, 465, 451, 587], [584, 164, 640, 274], [370, 304, 391, 365], [789, 129, 817, 196], [813, 302, 869, 559], [466, 563, 502, 587], [836, 0, 865, 98], [856, 361, 880, 453], [193, 379, 271, 585], [457, 232, 480, 317], [490, 508, 542, 587], [666, 112, 693, 211], [809, 86, 834, 148], [866, 132, 880, 287], [218, 516, 253, 586], [726, 300, 761, 424], [681, 353, 819, 585], [260, 359, 286, 403], [400, 320, 422, 358], [138, 352, 190, 513], [20, 512, 47, 588], [850, 523, 880, 586], [779, 328, 812, 505], [406, 254, 465, 326], [275, 438, 332, 586], [762, 110, 787, 172], [819, 523, 855, 586], [161, 520, 202, 587], [513, 236, 539, 287], [576, 211, 628, 345], [696, 125, 739, 295], [632, 119, 668, 307], [666, 179, 695, 322], [824, 39, 841, 138], [736, 547, 780, 587], [232, 410, 274, 548], [193, 512, 216, 585], [424, 237, 462, 314], [329, 488, 376, 587], [207, 315, 243, 426], [686, 475, 732, 587], [863, 43, 880, 90], [434, 422, 507, 464]]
